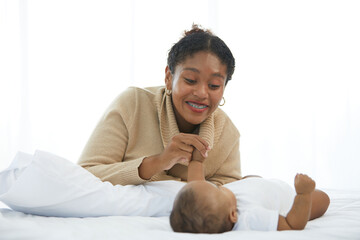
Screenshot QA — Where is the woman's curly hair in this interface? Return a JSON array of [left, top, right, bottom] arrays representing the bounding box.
[[167, 24, 235, 84]]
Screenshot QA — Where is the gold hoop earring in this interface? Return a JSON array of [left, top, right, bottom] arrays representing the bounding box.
[[219, 97, 225, 106], [165, 88, 172, 96]]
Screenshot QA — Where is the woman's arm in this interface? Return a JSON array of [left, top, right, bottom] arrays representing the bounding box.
[[78, 105, 148, 185], [80, 115, 210, 185]]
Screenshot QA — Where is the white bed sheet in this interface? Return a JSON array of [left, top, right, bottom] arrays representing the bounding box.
[[0, 189, 360, 240], [0, 189, 359, 239], [0, 151, 360, 239]]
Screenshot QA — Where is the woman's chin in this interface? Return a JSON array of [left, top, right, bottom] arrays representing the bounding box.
[[186, 117, 207, 126]]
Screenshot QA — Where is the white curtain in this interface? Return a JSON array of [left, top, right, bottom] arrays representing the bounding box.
[[1, 0, 359, 190]]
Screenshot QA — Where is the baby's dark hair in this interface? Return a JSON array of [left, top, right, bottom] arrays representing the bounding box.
[[170, 186, 233, 233], [167, 24, 235, 84]]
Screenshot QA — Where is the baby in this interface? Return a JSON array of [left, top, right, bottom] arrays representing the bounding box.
[[170, 159, 330, 233]]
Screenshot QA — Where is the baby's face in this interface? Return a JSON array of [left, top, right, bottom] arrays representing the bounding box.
[[182, 181, 237, 214]]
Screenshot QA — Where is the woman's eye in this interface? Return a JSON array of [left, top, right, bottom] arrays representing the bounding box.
[[184, 78, 196, 84], [209, 84, 220, 90]]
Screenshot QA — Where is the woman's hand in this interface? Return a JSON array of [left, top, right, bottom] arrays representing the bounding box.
[[160, 133, 210, 169], [138, 133, 210, 180]]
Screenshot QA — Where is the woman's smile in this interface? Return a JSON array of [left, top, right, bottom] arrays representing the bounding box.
[[186, 101, 209, 113]]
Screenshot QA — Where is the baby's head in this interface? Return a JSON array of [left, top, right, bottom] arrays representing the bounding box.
[[170, 181, 238, 233]]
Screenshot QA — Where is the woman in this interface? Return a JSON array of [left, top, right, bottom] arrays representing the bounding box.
[[78, 25, 241, 186]]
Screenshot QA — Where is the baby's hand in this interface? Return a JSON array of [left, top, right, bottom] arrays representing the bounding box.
[[294, 173, 315, 195], [192, 149, 206, 163]]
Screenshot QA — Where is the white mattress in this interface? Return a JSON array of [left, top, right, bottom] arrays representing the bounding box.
[[0, 189, 359, 240], [0, 151, 360, 239]]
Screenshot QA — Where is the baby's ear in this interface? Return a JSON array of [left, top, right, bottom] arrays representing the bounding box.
[[229, 208, 238, 223]]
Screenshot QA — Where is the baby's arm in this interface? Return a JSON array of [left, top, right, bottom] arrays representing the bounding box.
[[187, 150, 205, 182], [277, 174, 315, 230]]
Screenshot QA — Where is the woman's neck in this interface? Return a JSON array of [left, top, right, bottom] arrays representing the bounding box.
[[173, 109, 199, 133]]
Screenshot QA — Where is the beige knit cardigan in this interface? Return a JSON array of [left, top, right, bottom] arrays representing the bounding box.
[[78, 86, 241, 185]]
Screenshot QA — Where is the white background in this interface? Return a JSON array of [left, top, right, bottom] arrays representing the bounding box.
[[1, 0, 359, 189]]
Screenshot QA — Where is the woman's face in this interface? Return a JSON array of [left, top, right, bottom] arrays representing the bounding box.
[[165, 51, 227, 133]]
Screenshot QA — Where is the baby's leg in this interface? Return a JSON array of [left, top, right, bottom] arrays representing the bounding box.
[[310, 189, 330, 220]]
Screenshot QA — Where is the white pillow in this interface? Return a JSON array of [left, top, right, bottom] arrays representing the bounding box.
[[0, 150, 185, 217]]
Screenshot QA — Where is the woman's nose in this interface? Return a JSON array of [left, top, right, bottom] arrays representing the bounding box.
[[193, 83, 208, 98]]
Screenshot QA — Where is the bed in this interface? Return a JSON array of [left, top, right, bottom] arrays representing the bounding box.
[[1, 151, 360, 240]]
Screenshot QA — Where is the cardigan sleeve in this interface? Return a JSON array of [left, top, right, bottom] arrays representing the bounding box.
[[207, 134, 242, 186], [78, 91, 148, 186]]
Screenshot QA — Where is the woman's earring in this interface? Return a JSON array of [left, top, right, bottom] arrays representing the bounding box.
[[165, 88, 172, 96], [219, 97, 225, 106]]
